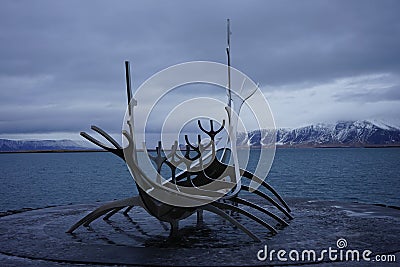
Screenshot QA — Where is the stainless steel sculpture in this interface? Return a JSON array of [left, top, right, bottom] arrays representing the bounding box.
[[67, 20, 292, 242]]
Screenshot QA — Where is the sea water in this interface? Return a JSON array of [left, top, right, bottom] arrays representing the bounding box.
[[0, 148, 399, 212]]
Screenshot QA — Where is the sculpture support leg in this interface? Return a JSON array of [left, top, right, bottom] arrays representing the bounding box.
[[169, 220, 179, 237], [196, 209, 204, 226]]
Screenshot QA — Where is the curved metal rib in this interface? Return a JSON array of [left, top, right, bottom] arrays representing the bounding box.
[[71, 60, 291, 240], [67, 196, 143, 233], [80, 131, 124, 159], [83, 208, 116, 227], [211, 202, 278, 234], [232, 197, 288, 226], [123, 206, 134, 215], [80, 132, 110, 151], [202, 204, 260, 242], [103, 207, 124, 220], [198, 119, 225, 141], [184, 135, 201, 155], [242, 185, 293, 220], [91, 125, 122, 149], [241, 170, 291, 213], [148, 141, 167, 182]]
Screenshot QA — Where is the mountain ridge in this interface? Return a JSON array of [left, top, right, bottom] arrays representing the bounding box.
[[0, 139, 92, 152], [240, 120, 400, 148], [1, 120, 400, 152]]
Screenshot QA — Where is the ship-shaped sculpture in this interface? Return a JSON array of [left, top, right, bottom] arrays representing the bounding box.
[[67, 20, 292, 242]]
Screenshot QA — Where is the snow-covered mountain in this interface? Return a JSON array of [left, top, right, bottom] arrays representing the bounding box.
[[239, 120, 400, 147], [0, 139, 91, 152], [2, 120, 399, 152]]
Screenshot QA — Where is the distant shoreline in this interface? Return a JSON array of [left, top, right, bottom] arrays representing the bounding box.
[[0, 149, 106, 154], [275, 144, 400, 149], [1, 145, 399, 154]]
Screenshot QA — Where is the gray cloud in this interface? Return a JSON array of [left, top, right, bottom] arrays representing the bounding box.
[[1, 0, 400, 138], [334, 85, 400, 103]]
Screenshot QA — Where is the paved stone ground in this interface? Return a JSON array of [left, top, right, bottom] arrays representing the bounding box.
[[0, 198, 399, 266]]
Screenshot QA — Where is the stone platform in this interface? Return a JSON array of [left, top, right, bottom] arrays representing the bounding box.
[[0, 198, 399, 266]]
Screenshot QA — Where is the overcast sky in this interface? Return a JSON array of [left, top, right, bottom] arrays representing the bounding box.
[[1, 0, 399, 140]]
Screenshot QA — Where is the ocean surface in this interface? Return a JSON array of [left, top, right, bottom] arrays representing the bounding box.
[[0, 148, 399, 212]]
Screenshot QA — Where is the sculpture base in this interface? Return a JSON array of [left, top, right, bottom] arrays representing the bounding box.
[[0, 198, 399, 266]]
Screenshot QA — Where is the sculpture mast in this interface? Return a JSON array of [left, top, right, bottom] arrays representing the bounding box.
[[226, 19, 232, 109], [225, 19, 241, 197]]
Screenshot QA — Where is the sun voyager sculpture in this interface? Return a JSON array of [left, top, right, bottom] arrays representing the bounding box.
[[67, 20, 292, 242]]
